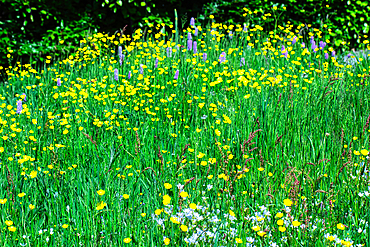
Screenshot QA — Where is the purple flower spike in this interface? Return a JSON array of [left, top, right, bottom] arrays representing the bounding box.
[[187, 39, 192, 51], [292, 36, 297, 45], [193, 41, 197, 54], [240, 57, 245, 67], [21, 93, 26, 102], [190, 17, 195, 27], [174, 70, 179, 80], [140, 64, 143, 74], [118, 46, 123, 65], [16, 100, 22, 114], [57, 78, 61, 87], [155, 57, 159, 68], [219, 52, 226, 63], [188, 32, 192, 40], [167, 47, 172, 57], [319, 41, 326, 50], [229, 31, 233, 39], [243, 24, 247, 32], [194, 27, 198, 36], [203, 53, 207, 62], [128, 71, 132, 79], [332, 50, 336, 57], [325, 53, 329, 60], [114, 68, 119, 81]]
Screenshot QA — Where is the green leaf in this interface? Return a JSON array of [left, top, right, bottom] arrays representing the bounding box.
[[117, 0, 122, 6], [40, 10, 47, 14], [141, 2, 146, 6], [146, 6, 151, 12]]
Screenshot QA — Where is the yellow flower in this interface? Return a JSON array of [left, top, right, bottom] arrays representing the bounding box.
[[18, 192, 26, 198], [30, 170, 37, 178], [0, 198, 7, 204], [97, 190, 105, 196], [327, 235, 335, 241], [361, 149, 369, 156], [5, 220, 13, 226], [279, 226, 286, 232], [252, 225, 260, 231], [277, 219, 284, 225], [283, 199, 293, 207], [215, 129, 221, 136], [123, 194, 129, 199], [258, 167, 264, 171], [123, 238, 131, 243], [96, 201, 107, 210], [141, 213, 146, 217], [337, 223, 345, 230], [257, 231, 266, 237], [228, 154, 234, 160], [62, 224, 68, 229], [8, 226, 16, 232], [180, 191, 189, 198], [164, 238, 170, 245], [235, 238, 243, 243], [163, 195, 171, 205], [29, 204, 35, 210], [292, 221, 301, 227], [155, 209, 162, 215], [210, 15, 214, 19], [189, 203, 197, 210], [180, 225, 188, 232], [353, 136, 358, 140], [164, 183, 172, 189]]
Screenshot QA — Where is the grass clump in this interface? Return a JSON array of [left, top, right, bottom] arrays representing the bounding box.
[[0, 7, 370, 247]]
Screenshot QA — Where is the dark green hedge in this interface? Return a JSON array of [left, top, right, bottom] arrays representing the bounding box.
[[1, 0, 369, 69]]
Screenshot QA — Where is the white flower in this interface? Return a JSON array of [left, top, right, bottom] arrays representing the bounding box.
[[359, 192, 364, 197]]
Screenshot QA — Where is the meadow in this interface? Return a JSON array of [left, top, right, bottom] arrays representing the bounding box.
[[0, 6, 370, 247]]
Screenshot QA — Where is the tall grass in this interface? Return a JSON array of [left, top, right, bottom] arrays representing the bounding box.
[[0, 6, 369, 247]]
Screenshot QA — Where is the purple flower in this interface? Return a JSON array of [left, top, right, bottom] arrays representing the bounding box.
[[229, 31, 233, 39], [193, 41, 197, 54], [21, 93, 26, 102], [57, 78, 61, 87], [325, 53, 329, 60], [114, 68, 119, 81], [174, 70, 179, 80], [203, 53, 207, 62], [308, 62, 311, 68], [332, 50, 336, 57], [240, 57, 245, 67], [140, 64, 143, 74], [187, 39, 192, 51], [319, 41, 326, 50], [118, 46, 123, 65], [128, 71, 132, 79], [194, 27, 198, 36], [188, 32, 192, 40], [190, 17, 195, 27], [155, 57, 159, 68], [302, 42, 305, 48], [281, 45, 288, 58], [16, 100, 22, 114], [243, 24, 247, 32], [292, 36, 297, 45], [219, 52, 226, 63], [167, 47, 172, 57]]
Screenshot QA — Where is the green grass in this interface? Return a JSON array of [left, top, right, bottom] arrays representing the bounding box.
[[0, 7, 370, 247]]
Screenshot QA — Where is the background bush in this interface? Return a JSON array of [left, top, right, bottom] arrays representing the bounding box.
[[1, 0, 369, 70]]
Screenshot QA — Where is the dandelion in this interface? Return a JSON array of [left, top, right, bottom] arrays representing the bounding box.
[[180, 191, 189, 198], [62, 224, 68, 229], [292, 221, 301, 227], [257, 231, 266, 237], [163, 195, 171, 205], [337, 223, 345, 230], [57, 78, 61, 86], [0, 198, 7, 204], [164, 183, 172, 189], [18, 192, 26, 198], [114, 69, 118, 81], [279, 226, 286, 232], [252, 225, 260, 231], [235, 238, 243, 243], [5, 220, 13, 226], [164, 238, 170, 245], [174, 70, 179, 80], [29, 204, 35, 210], [8, 226, 16, 232], [16, 100, 22, 114], [123, 194, 129, 199]]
